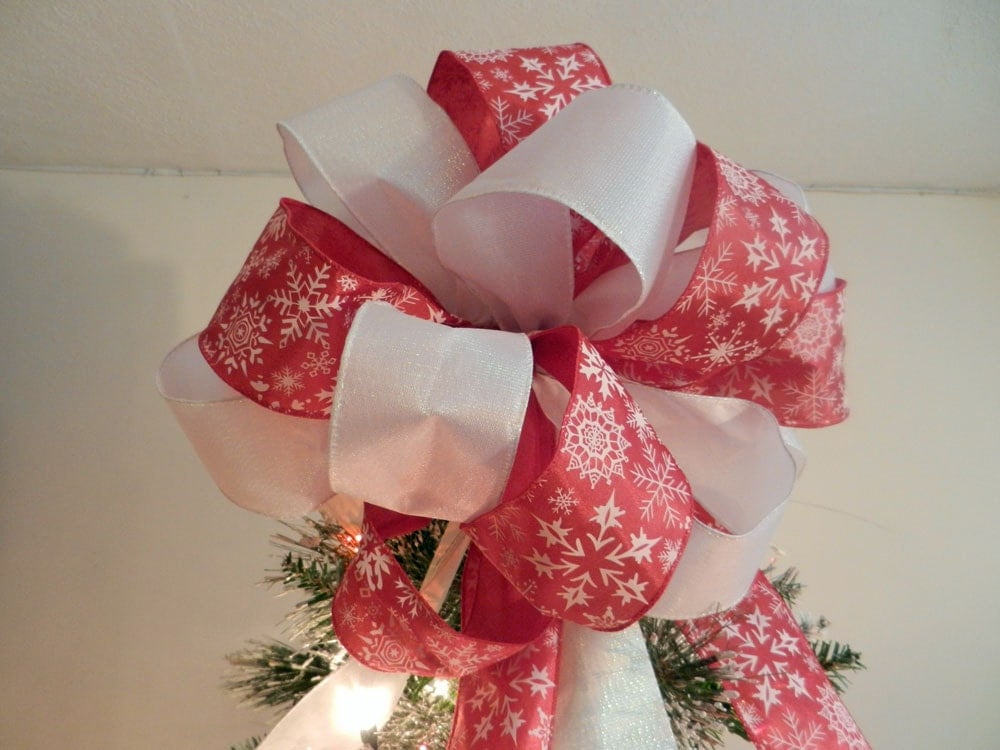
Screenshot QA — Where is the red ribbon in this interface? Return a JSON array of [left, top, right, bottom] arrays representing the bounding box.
[[196, 43, 866, 750]]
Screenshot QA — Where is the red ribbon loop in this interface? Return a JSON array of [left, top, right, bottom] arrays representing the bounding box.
[[465, 327, 693, 630], [198, 198, 459, 419]]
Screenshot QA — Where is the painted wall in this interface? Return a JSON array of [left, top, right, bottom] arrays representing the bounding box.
[[1, 169, 997, 748]]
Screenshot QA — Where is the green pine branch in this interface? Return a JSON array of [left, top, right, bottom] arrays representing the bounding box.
[[769, 566, 805, 606], [641, 616, 737, 750], [225, 640, 342, 709], [811, 639, 865, 693]]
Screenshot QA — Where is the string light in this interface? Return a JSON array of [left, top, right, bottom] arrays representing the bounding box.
[[429, 678, 450, 699]]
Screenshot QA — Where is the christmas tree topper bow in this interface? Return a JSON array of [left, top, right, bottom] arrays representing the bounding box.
[[159, 44, 866, 750]]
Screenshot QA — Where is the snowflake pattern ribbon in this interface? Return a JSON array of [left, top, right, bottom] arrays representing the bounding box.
[[163, 44, 866, 750]]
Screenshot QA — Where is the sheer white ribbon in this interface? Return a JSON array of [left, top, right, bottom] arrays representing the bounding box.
[[158, 75, 818, 749]]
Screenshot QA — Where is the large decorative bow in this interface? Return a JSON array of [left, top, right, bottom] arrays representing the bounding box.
[[159, 45, 867, 750]]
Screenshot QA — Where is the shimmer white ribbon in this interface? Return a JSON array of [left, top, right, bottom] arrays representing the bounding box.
[[552, 623, 677, 750], [159, 76, 816, 749], [328, 301, 533, 521]]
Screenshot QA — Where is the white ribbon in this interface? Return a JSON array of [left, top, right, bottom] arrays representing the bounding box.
[[159, 75, 819, 749], [328, 302, 533, 521], [552, 623, 677, 750]]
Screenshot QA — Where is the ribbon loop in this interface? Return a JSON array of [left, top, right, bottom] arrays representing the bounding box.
[[427, 44, 613, 169], [465, 328, 693, 630], [280, 75, 488, 322], [434, 85, 696, 337], [329, 301, 533, 520]]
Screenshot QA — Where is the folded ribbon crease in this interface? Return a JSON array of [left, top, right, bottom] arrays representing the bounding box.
[[159, 43, 867, 750]]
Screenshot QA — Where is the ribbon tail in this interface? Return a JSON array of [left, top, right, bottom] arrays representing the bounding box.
[[448, 621, 562, 750], [551, 622, 676, 750], [681, 574, 870, 750]]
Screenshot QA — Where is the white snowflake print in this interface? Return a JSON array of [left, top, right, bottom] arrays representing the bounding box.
[[425, 637, 496, 676], [723, 601, 804, 717], [472, 69, 493, 90], [361, 287, 393, 304], [769, 710, 827, 750], [625, 399, 657, 446], [510, 665, 556, 698], [239, 241, 285, 282], [502, 708, 527, 743], [563, 392, 630, 488], [716, 193, 738, 227], [710, 310, 731, 330], [754, 674, 784, 716], [784, 369, 842, 423], [630, 442, 690, 525], [527, 491, 661, 613], [718, 154, 768, 205], [579, 341, 627, 401], [739, 224, 820, 332], [676, 240, 740, 317], [338, 603, 363, 629], [709, 360, 778, 403], [300, 349, 337, 377], [358, 623, 429, 673], [490, 97, 534, 146], [457, 641, 556, 749], [658, 539, 682, 571], [527, 707, 554, 744], [455, 48, 513, 65], [817, 684, 868, 750], [261, 208, 288, 242], [337, 274, 359, 291], [394, 579, 422, 620], [496, 498, 531, 540], [390, 287, 419, 312], [214, 293, 272, 375], [780, 298, 837, 361], [740, 704, 763, 731], [270, 366, 303, 396], [314, 386, 335, 416], [692, 322, 762, 368], [354, 539, 392, 591], [268, 262, 343, 348], [257, 250, 284, 279], [426, 305, 449, 324], [611, 323, 692, 366], [547, 486, 578, 515], [506, 53, 605, 120]]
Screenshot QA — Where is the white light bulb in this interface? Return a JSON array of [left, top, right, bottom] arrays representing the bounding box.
[[254, 662, 407, 750], [331, 676, 396, 737], [430, 678, 451, 699]]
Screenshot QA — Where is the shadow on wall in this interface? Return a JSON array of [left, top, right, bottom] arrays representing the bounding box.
[[0, 176, 280, 749], [0, 177, 181, 746]]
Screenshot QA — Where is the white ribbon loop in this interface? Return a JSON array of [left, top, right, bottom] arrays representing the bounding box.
[[626, 384, 798, 619], [279, 75, 485, 321], [157, 337, 331, 518], [434, 85, 696, 337], [328, 302, 534, 520]]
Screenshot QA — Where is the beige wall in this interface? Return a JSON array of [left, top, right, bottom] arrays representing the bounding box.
[[1, 169, 997, 749]]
